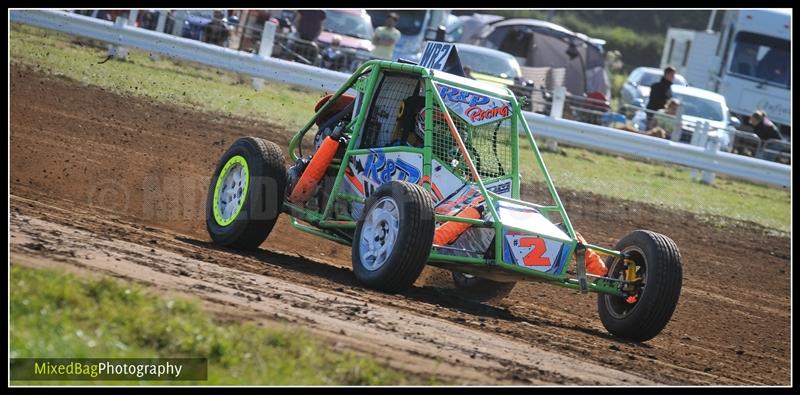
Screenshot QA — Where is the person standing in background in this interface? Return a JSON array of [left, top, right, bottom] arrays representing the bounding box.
[[372, 12, 401, 60], [294, 10, 326, 42], [646, 66, 676, 128], [204, 10, 230, 47]]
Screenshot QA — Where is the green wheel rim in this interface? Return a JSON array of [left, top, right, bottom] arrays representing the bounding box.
[[212, 155, 250, 226]]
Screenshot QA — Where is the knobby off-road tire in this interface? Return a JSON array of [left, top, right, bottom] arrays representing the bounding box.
[[352, 181, 435, 293], [206, 137, 287, 250], [597, 230, 682, 342], [452, 272, 516, 303]]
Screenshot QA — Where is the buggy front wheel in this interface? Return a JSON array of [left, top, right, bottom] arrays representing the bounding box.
[[351, 181, 435, 293], [205, 137, 287, 250], [597, 230, 682, 341]]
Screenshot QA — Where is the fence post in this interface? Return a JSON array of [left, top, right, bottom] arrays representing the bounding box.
[[128, 10, 139, 26], [671, 107, 683, 142], [701, 134, 720, 185], [107, 17, 129, 60], [689, 121, 706, 181], [550, 86, 566, 119], [171, 10, 185, 36], [723, 125, 735, 153], [252, 20, 277, 92], [544, 86, 566, 152], [542, 87, 566, 152], [156, 10, 168, 32], [149, 10, 169, 61], [691, 120, 709, 147]]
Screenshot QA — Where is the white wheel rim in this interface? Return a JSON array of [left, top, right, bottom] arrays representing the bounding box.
[[359, 196, 400, 271], [218, 163, 247, 222]]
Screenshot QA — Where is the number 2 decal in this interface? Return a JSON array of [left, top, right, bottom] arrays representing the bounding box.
[[518, 237, 551, 267]]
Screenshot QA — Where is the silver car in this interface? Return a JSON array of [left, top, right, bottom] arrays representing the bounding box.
[[619, 67, 688, 111]]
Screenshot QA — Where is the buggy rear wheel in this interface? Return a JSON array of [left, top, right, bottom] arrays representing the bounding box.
[[597, 230, 682, 341], [206, 137, 287, 250]]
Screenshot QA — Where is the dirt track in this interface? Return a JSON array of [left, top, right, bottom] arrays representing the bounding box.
[[10, 65, 791, 385]]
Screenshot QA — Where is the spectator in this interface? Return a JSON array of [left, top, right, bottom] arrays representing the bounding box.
[[96, 10, 127, 22], [294, 10, 326, 42], [650, 98, 681, 138], [204, 11, 229, 47], [749, 110, 783, 142], [616, 98, 680, 139], [584, 91, 610, 125], [372, 12, 401, 60], [320, 35, 345, 71], [646, 66, 676, 127]]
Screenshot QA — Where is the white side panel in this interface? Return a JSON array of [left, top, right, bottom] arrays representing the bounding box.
[[496, 201, 569, 242]]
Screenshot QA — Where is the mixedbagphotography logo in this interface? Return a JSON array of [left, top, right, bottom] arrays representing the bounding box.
[[10, 358, 208, 381]]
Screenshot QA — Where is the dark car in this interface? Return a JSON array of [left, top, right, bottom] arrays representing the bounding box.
[[454, 43, 534, 109], [164, 10, 238, 46], [473, 18, 610, 98]]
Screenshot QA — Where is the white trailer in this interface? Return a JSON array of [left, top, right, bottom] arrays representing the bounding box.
[[662, 9, 790, 138]]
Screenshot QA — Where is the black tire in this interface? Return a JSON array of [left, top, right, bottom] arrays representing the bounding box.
[[597, 230, 682, 341], [352, 181, 435, 293], [206, 137, 287, 250], [452, 272, 516, 303]]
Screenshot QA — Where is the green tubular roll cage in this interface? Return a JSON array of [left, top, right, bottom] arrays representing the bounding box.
[[285, 60, 625, 296]]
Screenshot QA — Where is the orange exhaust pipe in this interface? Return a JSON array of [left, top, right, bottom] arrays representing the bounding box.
[[288, 136, 340, 205], [434, 206, 482, 246]]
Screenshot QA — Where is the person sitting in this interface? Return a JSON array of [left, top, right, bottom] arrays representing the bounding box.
[[614, 98, 680, 139], [320, 34, 344, 71], [389, 94, 426, 147], [583, 91, 610, 125], [749, 110, 783, 142]]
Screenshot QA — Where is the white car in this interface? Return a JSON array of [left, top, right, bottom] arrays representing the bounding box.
[[669, 85, 740, 150]]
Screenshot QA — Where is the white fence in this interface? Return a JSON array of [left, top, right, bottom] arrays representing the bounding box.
[[10, 10, 791, 188]]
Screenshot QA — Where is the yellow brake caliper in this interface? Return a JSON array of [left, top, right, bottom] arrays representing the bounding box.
[[623, 258, 639, 304]]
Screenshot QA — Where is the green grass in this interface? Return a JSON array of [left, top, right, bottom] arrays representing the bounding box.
[[520, 139, 790, 232], [10, 23, 322, 131], [10, 23, 790, 233], [10, 265, 430, 385]]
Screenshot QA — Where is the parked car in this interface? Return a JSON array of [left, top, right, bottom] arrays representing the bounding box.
[[166, 10, 237, 45], [81, 10, 160, 30], [619, 67, 688, 111], [454, 43, 534, 109], [275, 10, 374, 71], [316, 9, 374, 71], [449, 13, 505, 44], [663, 85, 738, 149]]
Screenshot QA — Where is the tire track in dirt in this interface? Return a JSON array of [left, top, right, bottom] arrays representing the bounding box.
[[10, 199, 653, 385], [10, 65, 790, 385]]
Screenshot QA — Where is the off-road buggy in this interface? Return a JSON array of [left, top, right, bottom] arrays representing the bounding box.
[[205, 43, 682, 341]]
